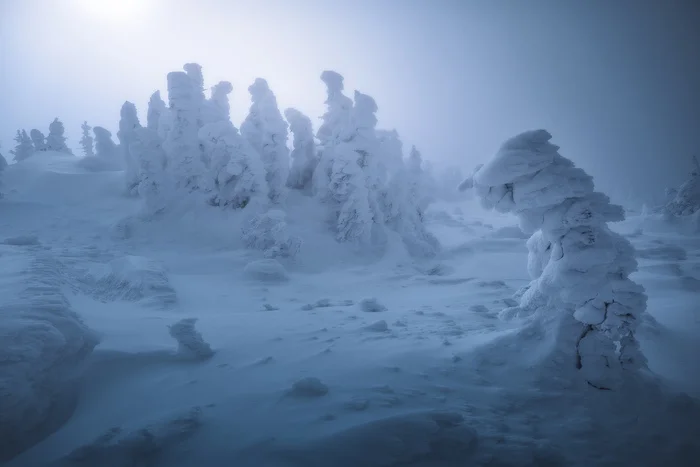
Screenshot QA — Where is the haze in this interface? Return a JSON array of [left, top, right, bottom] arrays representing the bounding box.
[[1, 0, 698, 203]]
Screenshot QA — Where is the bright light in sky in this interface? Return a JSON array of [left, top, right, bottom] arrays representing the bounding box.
[[73, 0, 149, 22]]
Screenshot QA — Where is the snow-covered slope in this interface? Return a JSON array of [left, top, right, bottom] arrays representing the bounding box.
[[1, 152, 699, 466]]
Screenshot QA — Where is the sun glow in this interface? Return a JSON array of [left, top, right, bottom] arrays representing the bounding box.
[[74, 0, 150, 23]]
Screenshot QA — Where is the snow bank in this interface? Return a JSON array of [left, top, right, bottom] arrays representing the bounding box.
[[80, 255, 177, 309], [0, 248, 98, 462]]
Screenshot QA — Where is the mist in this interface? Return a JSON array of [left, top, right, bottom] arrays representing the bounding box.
[[2, 0, 698, 204]]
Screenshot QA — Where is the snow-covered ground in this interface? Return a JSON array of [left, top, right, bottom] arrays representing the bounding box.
[[1, 152, 699, 466]]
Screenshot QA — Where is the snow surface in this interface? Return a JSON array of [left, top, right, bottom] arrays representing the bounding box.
[[1, 151, 699, 466]]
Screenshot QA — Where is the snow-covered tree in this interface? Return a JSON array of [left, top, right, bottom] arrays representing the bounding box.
[[93, 126, 118, 160], [198, 121, 267, 209], [380, 145, 440, 257], [10, 130, 34, 162], [0, 146, 7, 197], [79, 122, 94, 158], [376, 129, 404, 183], [30, 129, 47, 152], [46, 118, 72, 154], [471, 129, 647, 390], [241, 78, 289, 204], [285, 107, 317, 191], [129, 127, 169, 215], [183, 63, 205, 127], [241, 209, 302, 258], [663, 155, 700, 217], [147, 91, 167, 133], [118, 102, 142, 194], [202, 81, 233, 125], [164, 71, 205, 192], [313, 70, 353, 198], [326, 91, 382, 245]]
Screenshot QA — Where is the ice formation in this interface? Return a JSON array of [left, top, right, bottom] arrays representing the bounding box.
[[472, 129, 647, 390]]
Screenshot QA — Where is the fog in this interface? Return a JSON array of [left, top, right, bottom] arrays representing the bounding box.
[[1, 0, 698, 203]]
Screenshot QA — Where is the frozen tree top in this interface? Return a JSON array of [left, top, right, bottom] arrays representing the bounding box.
[[474, 129, 559, 186], [248, 78, 271, 102], [320, 70, 345, 93], [213, 81, 233, 95], [353, 91, 378, 115]]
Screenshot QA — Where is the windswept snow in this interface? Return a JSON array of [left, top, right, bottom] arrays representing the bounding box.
[[1, 140, 699, 467]]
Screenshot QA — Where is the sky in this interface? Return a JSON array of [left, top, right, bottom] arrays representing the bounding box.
[[1, 0, 699, 204]]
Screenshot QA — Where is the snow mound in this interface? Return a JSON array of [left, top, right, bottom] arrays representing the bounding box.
[[288, 377, 329, 398], [359, 297, 387, 312], [81, 255, 177, 309], [168, 318, 214, 360], [2, 235, 41, 246], [364, 320, 389, 332], [243, 259, 288, 282], [278, 411, 478, 467], [0, 249, 98, 462], [49, 407, 202, 467]]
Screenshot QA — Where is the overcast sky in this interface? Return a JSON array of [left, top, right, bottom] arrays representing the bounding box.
[[1, 0, 698, 204]]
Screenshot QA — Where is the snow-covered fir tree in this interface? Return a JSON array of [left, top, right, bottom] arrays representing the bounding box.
[[129, 127, 169, 215], [93, 126, 118, 160], [241, 209, 302, 258], [285, 107, 317, 191], [147, 91, 167, 134], [198, 121, 267, 209], [79, 122, 94, 158], [183, 63, 205, 127], [241, 78, 289, 204], [663, 155, 700, 217], [30, 129, 47, 152], [327, 91, 382, 245], [118, 101, 143, 194], [163, 71, 205, 192], [376, 129, 405, 184], [313, 70, 353, 198], [471, 129, 647, 390], [10, 130, 34, 162], [202, 81, 233, 125], [46, 118, 72, 154]]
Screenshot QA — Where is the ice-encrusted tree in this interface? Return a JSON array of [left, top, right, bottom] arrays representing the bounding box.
[[129, 127, 169, 215], [183, 63, 206, 127], [46, 118, 72, 154], [163, 71, 204, 192], [471, 129, 647, 390], [241, 209, 302, 258], [93, 126, 118, 160], [313, 70, 353, 199], [147, 91, 167, 134], [376, 129, 405, 184], [10, 130, 34, 162], [285, 107, 317, 191], [30, 129, 47, 152], [241, 78, 289, 204], [79, 122, 94, 158], [202, 81, 233, 125], [380, 145, 440, 257], [118, 101, 142, 195], [663, 155, 700, 217], [198, 121, 267, 209], [327, 91, 382, 244]]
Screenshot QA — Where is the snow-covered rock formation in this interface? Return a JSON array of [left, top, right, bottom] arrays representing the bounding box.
[[471, 129, 647, 390], [241, 78, 289, 204]]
